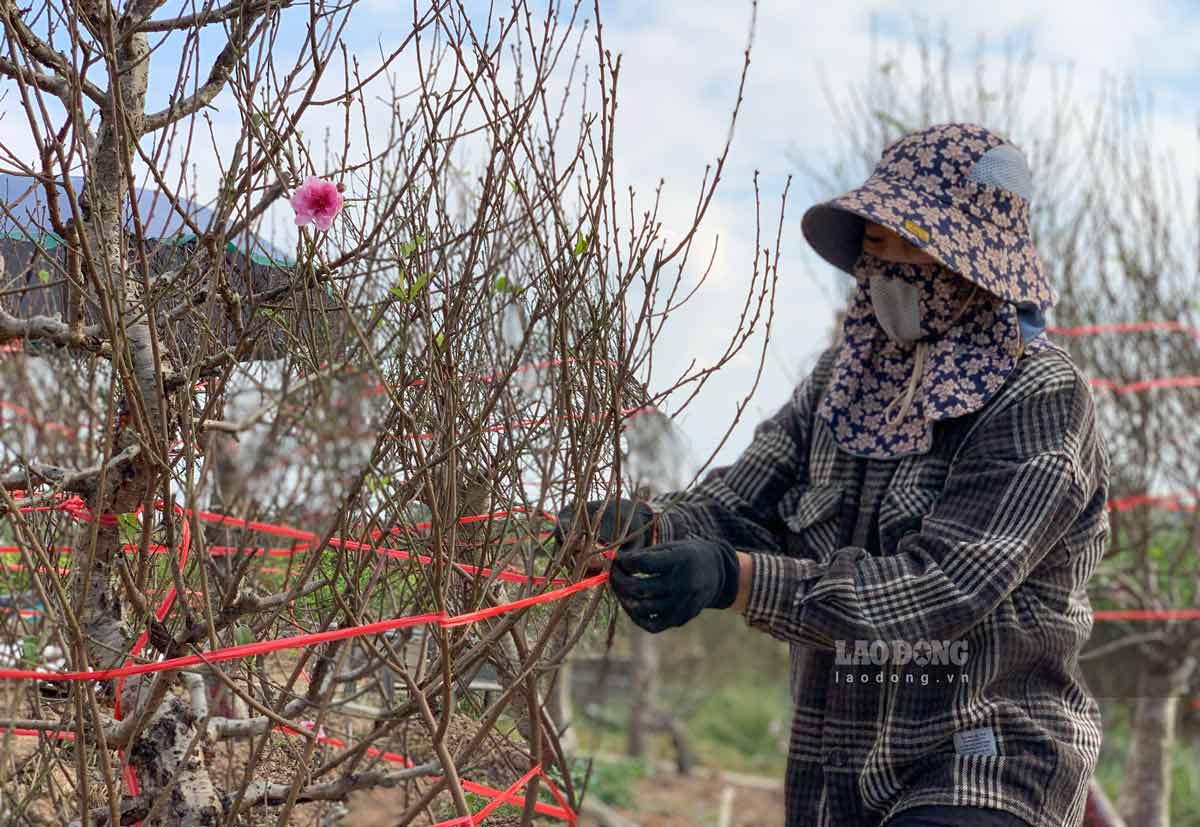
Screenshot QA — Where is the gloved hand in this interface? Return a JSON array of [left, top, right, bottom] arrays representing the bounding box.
[[609, 537, 740, 633], [554, 498, 656, 560]]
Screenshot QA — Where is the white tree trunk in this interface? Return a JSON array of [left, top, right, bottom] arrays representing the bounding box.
[[1117, 660, 1195, 827], [626, 627, 658, 761], [77, 25, 222, 825]]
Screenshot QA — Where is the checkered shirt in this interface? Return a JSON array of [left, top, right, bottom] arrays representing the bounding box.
[[650, 341, 1109, 827]]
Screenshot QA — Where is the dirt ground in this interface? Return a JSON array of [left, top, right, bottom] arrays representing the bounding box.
[[345, 767, 784, 827], [576, 770, 785, 827]]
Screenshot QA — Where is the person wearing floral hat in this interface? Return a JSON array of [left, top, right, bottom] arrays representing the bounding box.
[[557, 123, 1108, 826]]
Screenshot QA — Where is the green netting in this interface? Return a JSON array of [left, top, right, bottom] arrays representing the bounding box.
[[0, 230, 292, 268]]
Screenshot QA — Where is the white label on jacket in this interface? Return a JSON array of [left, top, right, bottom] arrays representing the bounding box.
[[953, 727, 998, 757]]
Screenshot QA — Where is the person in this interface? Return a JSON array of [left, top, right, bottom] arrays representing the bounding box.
[[556, 123, 1109, 827]]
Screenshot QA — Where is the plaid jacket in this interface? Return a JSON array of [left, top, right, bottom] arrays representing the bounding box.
[[652, 341, 1108, 827]]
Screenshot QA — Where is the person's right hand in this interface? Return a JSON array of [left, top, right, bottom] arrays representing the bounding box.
[[553, 498, 656, 568]]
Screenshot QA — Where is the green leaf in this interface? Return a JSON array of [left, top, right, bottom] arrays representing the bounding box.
[[117, 513, 140, 545], [234, 624, 253, 647], [365, 473, 391, 494], [398, 235, 425, 258], [572, 233, 589, 258], [509, 180, 520, 194], [434, 332, 445, 349], [390, 271, 430, 302], [262, 308, 281, 322], [36, 269, 49, 284], [408, 272, 430, 300], [21, 636, 38, 669], [494, 275, 509, 292]]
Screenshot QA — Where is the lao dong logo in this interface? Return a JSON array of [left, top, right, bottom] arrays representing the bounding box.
[[834, 639, 968, 667]]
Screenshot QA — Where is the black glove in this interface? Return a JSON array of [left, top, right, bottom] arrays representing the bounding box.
[[609, 537, 740, 633], [553, 498, 656, 553]]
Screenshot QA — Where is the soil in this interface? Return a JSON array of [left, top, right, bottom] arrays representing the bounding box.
[[575, 770, 785, 827], [344, 766, 785, 827]]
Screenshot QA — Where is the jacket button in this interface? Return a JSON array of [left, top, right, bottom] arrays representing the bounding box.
[[827, 748, 847, 767]]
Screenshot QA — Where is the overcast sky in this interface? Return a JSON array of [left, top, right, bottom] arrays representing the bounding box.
[[4, 0, 1197, 479]]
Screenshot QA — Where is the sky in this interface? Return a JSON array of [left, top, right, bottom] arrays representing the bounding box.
[[3, 0, 1198, 480], [514, 0, 1200, 475]]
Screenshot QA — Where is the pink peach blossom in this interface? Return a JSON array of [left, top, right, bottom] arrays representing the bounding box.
[[299, 719, 327, 738], [289, 176, 343, 231]]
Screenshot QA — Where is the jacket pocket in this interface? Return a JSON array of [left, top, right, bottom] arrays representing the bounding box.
[[778, 484, 843, 561], [877, 485, 940, 555]]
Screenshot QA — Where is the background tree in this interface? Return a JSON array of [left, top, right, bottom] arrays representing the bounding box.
[[0, 1, 781, 823]]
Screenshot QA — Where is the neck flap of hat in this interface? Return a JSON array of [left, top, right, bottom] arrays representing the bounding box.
[[817, 252, 1046, 459]]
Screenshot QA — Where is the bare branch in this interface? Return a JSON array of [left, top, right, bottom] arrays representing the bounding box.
[[141, 11, 267, 133], [2, 445, 141, 493], [0, 308, 107, 351], [0, 1, 108, 105], [135, 0, 287, 33], [234, 761, 441, 807]]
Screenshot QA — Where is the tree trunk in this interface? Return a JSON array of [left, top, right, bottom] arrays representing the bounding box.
[[626, 627, 658, 761], [548, 660, 578, 755], [76, 25, 222, 825], [1117, 659, 1195, 827]]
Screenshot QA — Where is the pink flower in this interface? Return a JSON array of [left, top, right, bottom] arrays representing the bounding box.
[[289, 176, 343, 231], [300, 719, 327, 738]]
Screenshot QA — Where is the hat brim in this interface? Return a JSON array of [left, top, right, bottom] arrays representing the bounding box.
[[801, 175, 1054, 308]]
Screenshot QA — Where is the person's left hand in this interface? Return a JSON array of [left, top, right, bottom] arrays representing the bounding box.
[[608, 537, 740, 633]]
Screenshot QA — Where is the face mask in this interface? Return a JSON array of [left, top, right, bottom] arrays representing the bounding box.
[[868, 274, 921, 346]]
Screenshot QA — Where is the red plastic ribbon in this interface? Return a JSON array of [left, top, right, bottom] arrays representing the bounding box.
[[1090, 376, 1200, 394], [1049, 321, 1200, 339]]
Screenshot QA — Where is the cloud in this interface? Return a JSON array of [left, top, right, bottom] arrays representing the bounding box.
[[594, 0, 1200, 469], [1, 0, 1195, 476]]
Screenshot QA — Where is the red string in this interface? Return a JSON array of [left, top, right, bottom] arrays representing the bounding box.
[[0, 722, 577, 823], [1090, 376, 1200, 394], [0, 573, 607, 682], [0, 400, 76, 436], [1107, 490, 1199, 513], [1049, 321, 1200, 339], [433, 764, 544, 826]]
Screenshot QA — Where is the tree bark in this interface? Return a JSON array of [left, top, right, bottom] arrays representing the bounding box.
[[626, 627, 658, 761], [1117, 659, 1195, 827], [75, 21, 222, 825], [548, 660, 578, 755]]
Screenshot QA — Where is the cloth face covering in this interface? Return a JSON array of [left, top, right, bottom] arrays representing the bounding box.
[[868, 275, 921, 346], [817, 252, 1034, 459]]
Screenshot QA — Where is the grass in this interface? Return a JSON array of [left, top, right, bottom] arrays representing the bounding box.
[[686, 682, 789, 777], [573, 609, 792, 781]]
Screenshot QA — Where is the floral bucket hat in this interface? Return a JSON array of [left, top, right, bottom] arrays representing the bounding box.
[[802, 122, 1053, 309], [801, 123, 1052, 459]]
